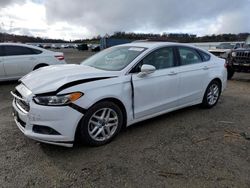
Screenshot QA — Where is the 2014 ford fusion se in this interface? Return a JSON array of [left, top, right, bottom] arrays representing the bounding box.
[[11, 42, 227, 147]]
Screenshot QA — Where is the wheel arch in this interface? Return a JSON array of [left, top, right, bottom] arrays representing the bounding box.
[[95, 97, 128, 128], [211, 77, 222, 90], [204, 77, 222, 95], [74, 97, 128, 142], [33, 63, 49, 70]]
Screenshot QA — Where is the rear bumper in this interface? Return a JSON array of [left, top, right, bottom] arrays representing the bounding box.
[[231, 63, 250, 72]]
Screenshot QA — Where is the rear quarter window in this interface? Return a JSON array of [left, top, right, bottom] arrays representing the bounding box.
[[178, 47, 202, 65], [198, 50, 211, 61], [30, 48, 43, 54]]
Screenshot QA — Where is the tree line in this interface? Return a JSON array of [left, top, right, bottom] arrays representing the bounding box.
[[109, 32, 249, 43], [1, 32, 249, 43]]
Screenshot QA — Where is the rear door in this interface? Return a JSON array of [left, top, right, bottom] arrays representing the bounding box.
[[132, 47, 180, 119], [0, 46, 5, 78], [177, 46, 210, 106], [3, 45, 40, 78]]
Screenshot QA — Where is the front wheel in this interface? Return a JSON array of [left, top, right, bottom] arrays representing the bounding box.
[[201, 80, 221, 108], [79, 101, 123, 146]]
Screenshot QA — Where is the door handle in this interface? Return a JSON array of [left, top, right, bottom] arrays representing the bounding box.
[[203, 66, 209, 70], [168, 71, 178, 76], [29, 57, 36, 60]]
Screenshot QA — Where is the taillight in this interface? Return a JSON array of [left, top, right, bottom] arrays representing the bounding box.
[[224, 63, 228, 68], [55, 55, 64, 61]]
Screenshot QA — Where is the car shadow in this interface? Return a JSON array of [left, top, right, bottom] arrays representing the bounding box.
[[123, 105, 201, 132], [232, 73, 250, 82], [0, 80, 19, 85], [232, 78, 250, 83], [39, 104, 201, 155]]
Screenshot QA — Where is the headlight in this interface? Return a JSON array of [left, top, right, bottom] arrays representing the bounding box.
[[231, 52, 236, 57], [34, 92, 83, 106]]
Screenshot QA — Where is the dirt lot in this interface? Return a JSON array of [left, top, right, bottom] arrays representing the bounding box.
[[0, 49, 250, 187]]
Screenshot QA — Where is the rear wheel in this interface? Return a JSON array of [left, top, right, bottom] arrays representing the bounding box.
[[201, 80, 221, 108], [79, 101, 123, 146]]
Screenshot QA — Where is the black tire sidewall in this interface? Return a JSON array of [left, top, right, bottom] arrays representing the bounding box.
[[79, 101, 123, 146]]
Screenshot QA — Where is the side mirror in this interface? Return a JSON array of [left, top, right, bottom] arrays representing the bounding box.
[[137, 64, 156, 77]]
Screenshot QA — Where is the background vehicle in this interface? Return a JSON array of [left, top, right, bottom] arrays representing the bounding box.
[[208, 42, 240, 59], [77, 43, 88, 51], [227, 36, 250, 79], [91, 44, 100, 52], [0, 43, 66, 81], [11, 42, 227, 147]]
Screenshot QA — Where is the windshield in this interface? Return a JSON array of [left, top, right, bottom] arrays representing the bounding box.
[[216, 43, 234, 49], [81, 46, 146, 71]]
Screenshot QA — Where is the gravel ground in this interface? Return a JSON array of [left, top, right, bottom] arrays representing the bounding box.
[[0, 49, 250, 188]]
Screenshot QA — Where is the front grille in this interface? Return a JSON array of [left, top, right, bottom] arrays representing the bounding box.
[[13, 89, 30, 113], [14, 89, 22, 98], [15, 99, 30, 112], [235, 51, 250, 62]]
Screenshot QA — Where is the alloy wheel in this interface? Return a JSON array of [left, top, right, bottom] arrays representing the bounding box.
[[88, 108, 119, 142], [207, 84, 219, 105]]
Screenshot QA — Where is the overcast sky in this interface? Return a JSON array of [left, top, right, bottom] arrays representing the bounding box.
[[0, 0, 250, 40]]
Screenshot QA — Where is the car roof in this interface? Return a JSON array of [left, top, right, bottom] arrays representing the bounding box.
[[0, 42, 37, 48], [120, 42, 174, 48], [120, 41, 198, 50], [0, 42, 48, 52]]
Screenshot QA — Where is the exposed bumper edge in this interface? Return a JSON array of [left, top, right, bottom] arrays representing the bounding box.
[[28, 137, 74, 147]]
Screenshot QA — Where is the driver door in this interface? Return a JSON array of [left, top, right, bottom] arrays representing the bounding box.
[[132, 47, 180, 119]]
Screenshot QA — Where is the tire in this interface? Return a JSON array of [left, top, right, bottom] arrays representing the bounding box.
[[227, 67, 235, 80], [33, 64, 48, 70], [79, 101, 123, 146], [201, 80, 221, 108]]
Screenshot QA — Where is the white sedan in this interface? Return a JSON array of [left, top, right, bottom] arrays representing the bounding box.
[[0, 43, 66, 81], [11, 42, 227, 147]]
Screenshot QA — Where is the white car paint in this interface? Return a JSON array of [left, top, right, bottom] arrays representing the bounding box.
[[11, 42, 227, 147], [0, 43, 66, 81]]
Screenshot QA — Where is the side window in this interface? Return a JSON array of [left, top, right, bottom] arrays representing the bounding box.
[[178, 47, 202, 65], [199, 50, 210, 61], [30, 48, 42, 54], [4, 46, 40, 56], [0, 46, 4, 56], [142, 47, 175, 70]]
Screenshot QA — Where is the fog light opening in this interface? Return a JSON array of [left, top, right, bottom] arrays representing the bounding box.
[[33, 125, 61, 135]]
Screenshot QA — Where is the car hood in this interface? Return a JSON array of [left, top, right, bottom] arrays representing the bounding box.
[[20, 64, 119, 94]]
